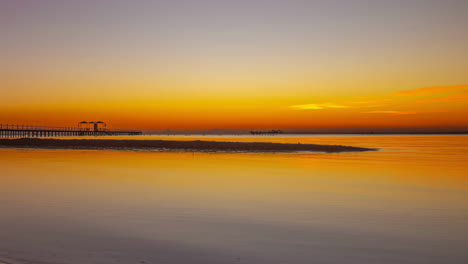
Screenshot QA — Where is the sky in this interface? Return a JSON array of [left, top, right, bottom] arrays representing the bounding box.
[[1, 0, 468, 131]]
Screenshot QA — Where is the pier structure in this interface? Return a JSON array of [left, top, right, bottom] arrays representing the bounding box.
[[0, 123, 142, 138]]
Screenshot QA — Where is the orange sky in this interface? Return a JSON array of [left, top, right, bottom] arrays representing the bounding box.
[[2, 1, 468, 131], [2, 85, 467, 131]]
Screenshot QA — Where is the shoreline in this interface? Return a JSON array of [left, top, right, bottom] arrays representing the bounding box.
[[0, 138, 375, 153]]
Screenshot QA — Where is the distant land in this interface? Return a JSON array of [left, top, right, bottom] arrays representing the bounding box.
[[148, 127, 468, 135]]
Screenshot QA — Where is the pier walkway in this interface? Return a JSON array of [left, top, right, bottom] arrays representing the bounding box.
[[0, 124, 142, 138]]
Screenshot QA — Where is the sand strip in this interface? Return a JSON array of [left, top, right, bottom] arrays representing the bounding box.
[[0, 138, 375, 153]]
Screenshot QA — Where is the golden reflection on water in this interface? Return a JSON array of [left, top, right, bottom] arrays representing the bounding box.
[[53, 135, 468, 187], [1, 135, 468, 263]]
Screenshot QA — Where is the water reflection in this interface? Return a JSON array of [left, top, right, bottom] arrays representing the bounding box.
[[1, 136, 467, 263]]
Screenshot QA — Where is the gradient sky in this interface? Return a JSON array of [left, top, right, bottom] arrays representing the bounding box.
[[2, 0, 468, 130]]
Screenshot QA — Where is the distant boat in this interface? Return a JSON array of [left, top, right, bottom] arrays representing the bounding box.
[[250, 130, 283, 135]]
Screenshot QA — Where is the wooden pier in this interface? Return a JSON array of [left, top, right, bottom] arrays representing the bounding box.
[[0, 124, 142, 138]]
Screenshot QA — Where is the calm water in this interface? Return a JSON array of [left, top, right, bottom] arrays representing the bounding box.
[[1, 135, 468, 264]]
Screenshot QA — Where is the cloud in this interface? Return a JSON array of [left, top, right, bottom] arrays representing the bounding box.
[[289, 85, 468, 113], [363, 110, 445, 115], [417, 94, 468, 103], [391, 85, 468, 97], [364, 111, 405, 114], [290, 103, 349, 110]]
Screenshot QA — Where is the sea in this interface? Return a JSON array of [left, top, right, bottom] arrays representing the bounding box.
[[1, 135, 467, 264]]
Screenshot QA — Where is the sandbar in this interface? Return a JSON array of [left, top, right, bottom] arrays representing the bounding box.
[[0, 138, 376, 153]]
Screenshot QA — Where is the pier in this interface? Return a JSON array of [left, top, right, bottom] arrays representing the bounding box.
[[0, 123, 142, 138]]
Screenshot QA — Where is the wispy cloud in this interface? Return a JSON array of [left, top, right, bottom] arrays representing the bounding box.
[[364, 111, 405, 114], [391, 85, 468, 97], [290, 103, 349, 110], [289, 85, 468, 114], [417, 94, 468, 103], [364, 110, 445, 115]]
